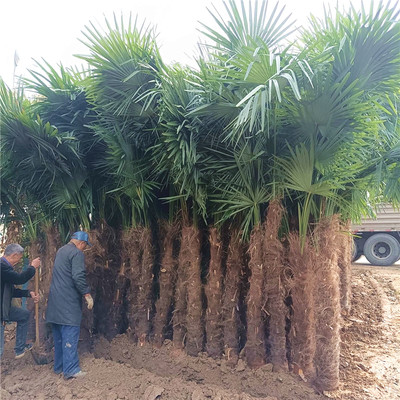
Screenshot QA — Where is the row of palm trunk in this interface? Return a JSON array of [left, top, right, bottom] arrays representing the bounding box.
[[18, 203, 351, 392]]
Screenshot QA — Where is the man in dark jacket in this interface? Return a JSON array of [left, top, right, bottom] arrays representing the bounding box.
[[1, 243, 40, 358], [46, 231, 94, 379]]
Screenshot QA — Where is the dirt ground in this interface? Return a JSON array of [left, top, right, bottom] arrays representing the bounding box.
[[337, 261, 400, 399], [1, 261, 399, 400]]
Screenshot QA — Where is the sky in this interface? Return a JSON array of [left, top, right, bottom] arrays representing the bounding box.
[[0, 0, 375, 88]]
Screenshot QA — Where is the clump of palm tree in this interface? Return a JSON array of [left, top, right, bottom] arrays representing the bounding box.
[[1, 0, 400, 393]]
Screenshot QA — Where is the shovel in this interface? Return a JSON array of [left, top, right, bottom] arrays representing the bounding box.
[[31, 267, 51, 365]]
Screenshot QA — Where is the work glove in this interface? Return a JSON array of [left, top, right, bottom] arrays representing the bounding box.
[[84, 294, 94, 310]]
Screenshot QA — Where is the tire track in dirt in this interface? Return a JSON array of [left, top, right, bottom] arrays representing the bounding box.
[[338, 265, 400, 400], [365, 268, 400, 399]]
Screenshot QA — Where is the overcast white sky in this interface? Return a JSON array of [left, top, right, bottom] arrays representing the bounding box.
[[0, 0, 381, 88]]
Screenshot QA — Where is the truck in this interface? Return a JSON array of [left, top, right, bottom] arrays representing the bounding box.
[[352, 204, 400, 266]]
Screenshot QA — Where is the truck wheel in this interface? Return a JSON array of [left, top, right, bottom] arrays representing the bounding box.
[[363, 233, 400, 266], [351, 240, 362, 262]]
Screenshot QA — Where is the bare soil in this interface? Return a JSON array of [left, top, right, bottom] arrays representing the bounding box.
[[1, 261, 399, 400], [336, 262, 400, 399]]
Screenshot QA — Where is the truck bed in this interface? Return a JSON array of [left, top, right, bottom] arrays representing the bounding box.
[[352, 204, 400, 232]]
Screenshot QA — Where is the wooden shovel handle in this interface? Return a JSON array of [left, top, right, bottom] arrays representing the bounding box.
[[35, 270, 39, 347]]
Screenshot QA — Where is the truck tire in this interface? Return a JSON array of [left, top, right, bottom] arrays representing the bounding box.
[[351, 239, 362, 262], [363, 233, 400, 266]]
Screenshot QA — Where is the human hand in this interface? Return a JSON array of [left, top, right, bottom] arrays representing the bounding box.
[[31, 257, 41, 269], [30, 291, 40, 303], [84, 294, 94, 310]]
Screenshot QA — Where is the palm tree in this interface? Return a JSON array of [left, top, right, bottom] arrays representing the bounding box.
[[77, 14, 163, 344], [153, 64, 210, 354], [0, 79, 91, 238]]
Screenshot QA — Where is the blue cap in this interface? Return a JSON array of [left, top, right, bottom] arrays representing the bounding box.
[[71, 231, 92, 246]]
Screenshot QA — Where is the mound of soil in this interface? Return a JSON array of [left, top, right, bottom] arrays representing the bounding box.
[[1, 332, 321, 400]]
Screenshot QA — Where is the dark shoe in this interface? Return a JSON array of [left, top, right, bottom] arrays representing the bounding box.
[[15, 343, 33, 359], [65, 370, 86, 379]]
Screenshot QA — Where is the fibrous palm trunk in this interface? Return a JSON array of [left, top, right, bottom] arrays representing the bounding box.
[[222, 231, 243, 364], [244, 224, 266, 368], [314, 216, 341, 391], [263, 199, 287, 371], [123, 227, 142, 342], [135, 227, 155, 345], [173, 227, 188, 349], [288, 233, 316, 381], [184, 225, 203, 356], [4, 220, 23, 246], [205, 227, 223, 358], [86, 224, 122, 341], [153, 222, 178, 347]]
